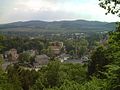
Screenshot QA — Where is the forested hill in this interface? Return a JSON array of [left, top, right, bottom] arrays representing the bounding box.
[[0, 20, 116, 32]]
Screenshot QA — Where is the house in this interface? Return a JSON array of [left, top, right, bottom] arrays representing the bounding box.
[[9, 48, 19, 61], [49, 46, 61, 55], [58, 53, 70, 62], [49, 41, 64, 55], [4, 51, 9, 59], [49, 41, 63, 48], [64, 55, 89, 64], [4, 48, 19, 61], [80, 55, 89, 63], [33, 54, 49, 68], [64, 59, 82, 64]]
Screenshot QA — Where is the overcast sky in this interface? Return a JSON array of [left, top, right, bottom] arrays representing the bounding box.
[[0, 0, 120, 24]]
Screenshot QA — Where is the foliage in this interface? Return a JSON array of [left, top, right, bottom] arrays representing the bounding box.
[[88, 46, 108, 76], [64, 38, 88, 58], [31, 61, 87, 90], [99, 0, 120, 16], [88, 21, 120, 89], [18, 52, 32, 63], [0, 37, 46, 54], [6, 64, 39, 90]]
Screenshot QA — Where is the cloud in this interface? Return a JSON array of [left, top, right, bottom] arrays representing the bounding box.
[[0, 0, 120, 24]]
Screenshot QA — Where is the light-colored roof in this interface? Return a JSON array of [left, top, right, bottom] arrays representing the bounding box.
[[64, 59, 82, 64], [35, 54, 49, 59], [59, 53, 70, 58], [49, 46, 61, 50], [10, 48, 17, 51]]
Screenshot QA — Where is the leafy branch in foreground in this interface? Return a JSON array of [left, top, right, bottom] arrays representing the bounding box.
[[99, 0, 120, 16]]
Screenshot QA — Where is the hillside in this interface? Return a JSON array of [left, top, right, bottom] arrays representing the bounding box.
[[0, 20, 116, 32]]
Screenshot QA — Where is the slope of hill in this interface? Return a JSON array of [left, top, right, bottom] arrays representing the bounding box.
[[0, 20, 116, 32]]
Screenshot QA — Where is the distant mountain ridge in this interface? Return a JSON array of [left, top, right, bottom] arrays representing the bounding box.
[[0, 20, 116, 32]]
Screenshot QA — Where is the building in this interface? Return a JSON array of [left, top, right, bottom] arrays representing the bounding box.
[[9, 48, 19, 61], [4, 48, 19, 61], [49, 41, 64, 56], [58, 53, 70, 62], [33, 54, 49, 68], [4, 51, 9, 59], [80, 55, 89, 63], [64, 59, 82, 64], [49, 46, 61, 55], [49, 41, 63, 47]]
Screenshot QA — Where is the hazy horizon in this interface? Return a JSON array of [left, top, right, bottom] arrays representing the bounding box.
[[0, 19, 117, 25], [0, 0, 120, 24]]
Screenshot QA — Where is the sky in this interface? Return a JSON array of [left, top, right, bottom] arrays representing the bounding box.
[[0, 0, 120, 24]]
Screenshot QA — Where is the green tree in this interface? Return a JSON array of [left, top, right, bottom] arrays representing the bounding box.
[[88, 46, 108, 76], [46, 61, 60, 87], [7, 65, 23, 90], [18, 52, 32, 63]]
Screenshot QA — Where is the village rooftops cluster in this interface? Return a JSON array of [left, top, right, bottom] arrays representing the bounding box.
[[2, 41, 89, 70]]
